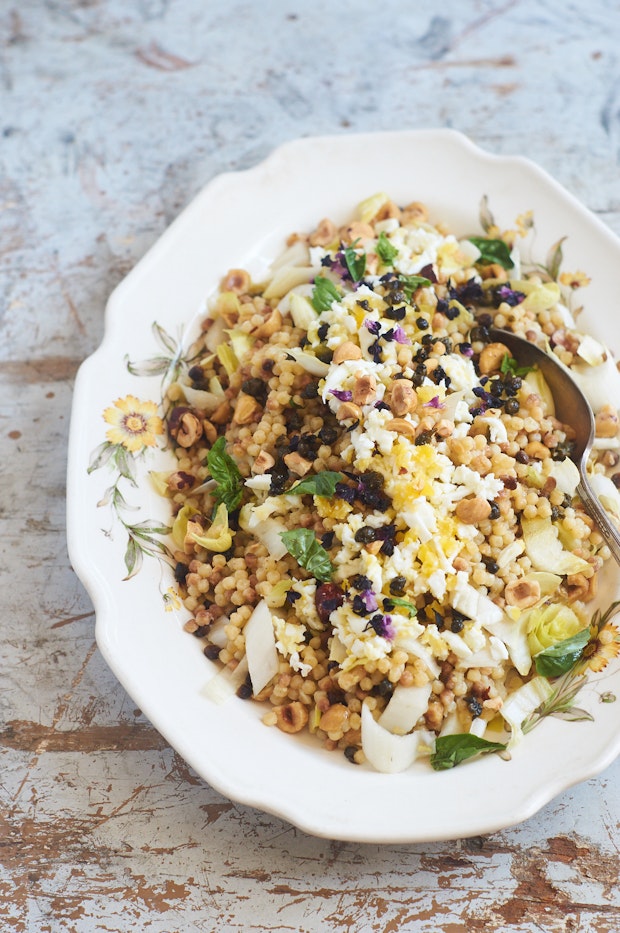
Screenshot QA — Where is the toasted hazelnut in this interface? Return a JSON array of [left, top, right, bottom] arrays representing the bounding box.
[[252, 450, 275, 474], [210, 400, 233, 424], [390, 380, 417, 416], [254, 308, 283, 338], [221, 268, 251, 293], [171, 409, 203, 448], [233, 393, 262, 425], [415, 416, 434, 437], [309, 217, 337, 247], [336, 401, 362, 422], [202, 419, 217, 445], [332, 341, 362, 364], [478, 342, 511, 374], [504, 578, 541, 609], [319, 703, 350, 734], [341, 221, 374, 244], [455, 496, 492, 524], [565, 572, 597, 603], [374, 199, 402, 222], [352, 371, 376, 406], [286, 231, 307, 247], [435, 419, 454, 438], [274, 701, 309, 734], [401, 201, 428, 223], [385, 417, 416, 438], [184, 518, 205, 551], [167, 471, 195, 493], [595, 404, 620, 438], [283, 451, 313, 476]]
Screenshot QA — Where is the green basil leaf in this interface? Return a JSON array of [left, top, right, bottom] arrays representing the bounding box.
[[344, 240, 367, 282], [396, 273, 432, 300], [286, 471, 344, 497], [534, 627, 591, 678], [387, 597, 417, 618], [500, 353, 534, 377], [431, 734, 507, 771], [206, 436, 243, 512], [468, 236, 514, 270], [311, 275, 342, 313], [280, 528, 334, 582], [376, 231, 399, 265]]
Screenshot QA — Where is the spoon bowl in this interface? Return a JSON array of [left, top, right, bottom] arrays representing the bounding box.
[[490, 327, 620, 565]]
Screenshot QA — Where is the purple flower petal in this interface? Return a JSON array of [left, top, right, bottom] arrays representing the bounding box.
[[361, 589, 378, 612], [424, 395, 443, 409], [367, 613, 396, 639], [364, 319, 381, 336], [495, 284, 525, 307], [393, 325, 410, 345], [332, 252, 352, 281], [330, 389, 353, 402], [382, 615, 396, 640]]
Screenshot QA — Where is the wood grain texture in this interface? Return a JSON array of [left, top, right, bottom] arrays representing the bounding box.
[[2, 1, 620, 930]]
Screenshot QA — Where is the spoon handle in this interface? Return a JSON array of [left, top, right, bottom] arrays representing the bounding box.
[[577, 478, 620, 566]]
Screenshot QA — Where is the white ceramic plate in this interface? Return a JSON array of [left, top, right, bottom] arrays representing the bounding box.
[[67, 129, 620, 842]]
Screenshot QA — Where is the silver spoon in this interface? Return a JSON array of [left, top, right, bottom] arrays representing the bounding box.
[[489, 327, 620, 565]]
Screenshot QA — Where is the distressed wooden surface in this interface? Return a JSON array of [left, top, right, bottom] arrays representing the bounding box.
[[2, 2, 620, 930]]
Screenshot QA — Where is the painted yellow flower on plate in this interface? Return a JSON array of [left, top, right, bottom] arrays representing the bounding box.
[[103, 395, 164, 452], [559, 270, 591, 290], [582, 620, 620, 673]]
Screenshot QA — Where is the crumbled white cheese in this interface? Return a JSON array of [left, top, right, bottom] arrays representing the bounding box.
[[462, 622, 487, 653], [350, 406, 398, 460], [451, 465, 504, 501], [427, 569, 447, 600], [290, 579, 321, 630], [308, 246, 328, 268], [484, 415, 508, 444], [402, 497, 436, 542], [273, 617, 312, 676], [419, 624, 450, 662]]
